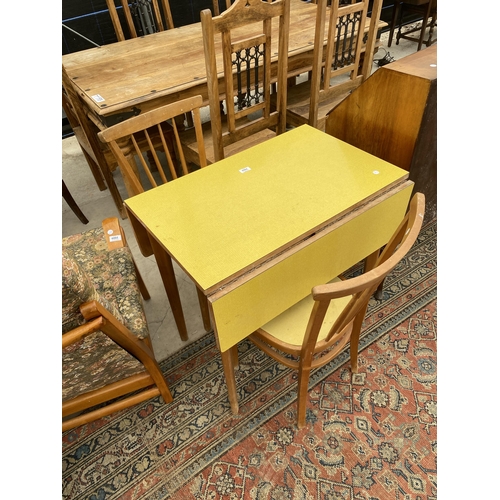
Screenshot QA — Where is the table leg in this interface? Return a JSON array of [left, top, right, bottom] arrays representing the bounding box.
[[221, 347, 239, 414], [196, 287, 212, 332], [364, 248, 380, 273], [417, 0, 433, 51], [147, 235, 189, 342], [387, 1, 401, 47]]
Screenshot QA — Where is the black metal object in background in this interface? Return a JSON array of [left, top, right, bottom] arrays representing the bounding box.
[[62, 0, 230, 54]]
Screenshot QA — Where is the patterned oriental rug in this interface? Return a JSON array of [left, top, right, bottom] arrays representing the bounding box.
[[62, 219, 437, 500]]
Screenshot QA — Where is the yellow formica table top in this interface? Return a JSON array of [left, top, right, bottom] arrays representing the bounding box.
[[125, 125, 409, 295]]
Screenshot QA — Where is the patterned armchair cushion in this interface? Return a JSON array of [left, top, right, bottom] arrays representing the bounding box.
[[62, 227, 149, 339], [62, 330, 145, 402], [62, 248, 100, 333]]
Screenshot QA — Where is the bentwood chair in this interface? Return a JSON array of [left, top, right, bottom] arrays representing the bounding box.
[[285, 0, 383, 130], [62, 217, 173, 432], [98, 95, 207, 198], [105, 0, 174, 40], [247, 192, 425, 428], [180, 0, 290, 164]]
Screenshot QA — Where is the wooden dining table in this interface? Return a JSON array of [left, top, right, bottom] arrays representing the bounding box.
[[63, 0, 379, 125], [62, 0, 386, 215], [124, 125, 414, 413]]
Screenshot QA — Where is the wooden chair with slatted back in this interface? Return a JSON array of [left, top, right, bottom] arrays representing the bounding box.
[[285, 0, 383, 130], [105, 0, 174, 41], [180, 0, 290, 164], [247, 192, 425, 428], [98, 95, 207, 198]]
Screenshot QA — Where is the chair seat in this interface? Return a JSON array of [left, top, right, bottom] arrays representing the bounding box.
[[283, 77, 361, 130], [259, 277, 351, 346], [62, 330, 146, 402], [180, 117, 277, 166]]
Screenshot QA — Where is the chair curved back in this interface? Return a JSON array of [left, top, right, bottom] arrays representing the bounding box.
[[62, 218, 172, 432], [200, 0, 290, 162], [249, 192, 425, 427], [98, 95, 208, 197], [105, 0, 174, 41]]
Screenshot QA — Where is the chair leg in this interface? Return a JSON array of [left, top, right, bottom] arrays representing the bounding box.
[[374, 279, 385, 300], [350, 311, 365, 374], [196, 287, 212, 332], [132, 260, 151, 300], [297, 365, 312, 429], [143, 335, 153, 350], [62, 180, 89, 224], [81, 148, 107, 191], [365, 248, 384, 299], [417, 0, 433, 51], [387, 1, 401, 47]]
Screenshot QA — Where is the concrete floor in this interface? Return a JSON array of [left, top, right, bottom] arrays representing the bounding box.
[[62, 27, 435, 362]]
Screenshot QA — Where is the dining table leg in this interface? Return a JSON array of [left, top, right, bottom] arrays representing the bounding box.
[[147, 234, 189, 342], [221, 347, 239, 414], [196, 287, 212, 332]]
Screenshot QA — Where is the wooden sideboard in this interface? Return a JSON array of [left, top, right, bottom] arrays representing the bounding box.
[[325, 44, 437, 220]]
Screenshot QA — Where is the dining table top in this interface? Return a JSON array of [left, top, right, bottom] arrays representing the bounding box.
[[62, 0, 385, 127]]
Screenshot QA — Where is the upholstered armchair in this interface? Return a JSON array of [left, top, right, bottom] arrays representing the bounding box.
[[62, 218, 172, 432]]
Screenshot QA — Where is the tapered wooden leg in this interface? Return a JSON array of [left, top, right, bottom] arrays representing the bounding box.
[[148, 235, 189, 342], [365, 248, 386, 299], [364, 248, 380, 273], [352, 250, 381, 372], [81, 148, 107, 191], [62, 180, 89, 224], [132, 260, 151, 300], [417, 1, 433, 51], [221, 347, 239, 414], [296, 366, 311, 429], [196, 287, 212, 332], [387, 0, 401, 47], [231, 344, 239, 369], [350, 311, 366, 374]]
